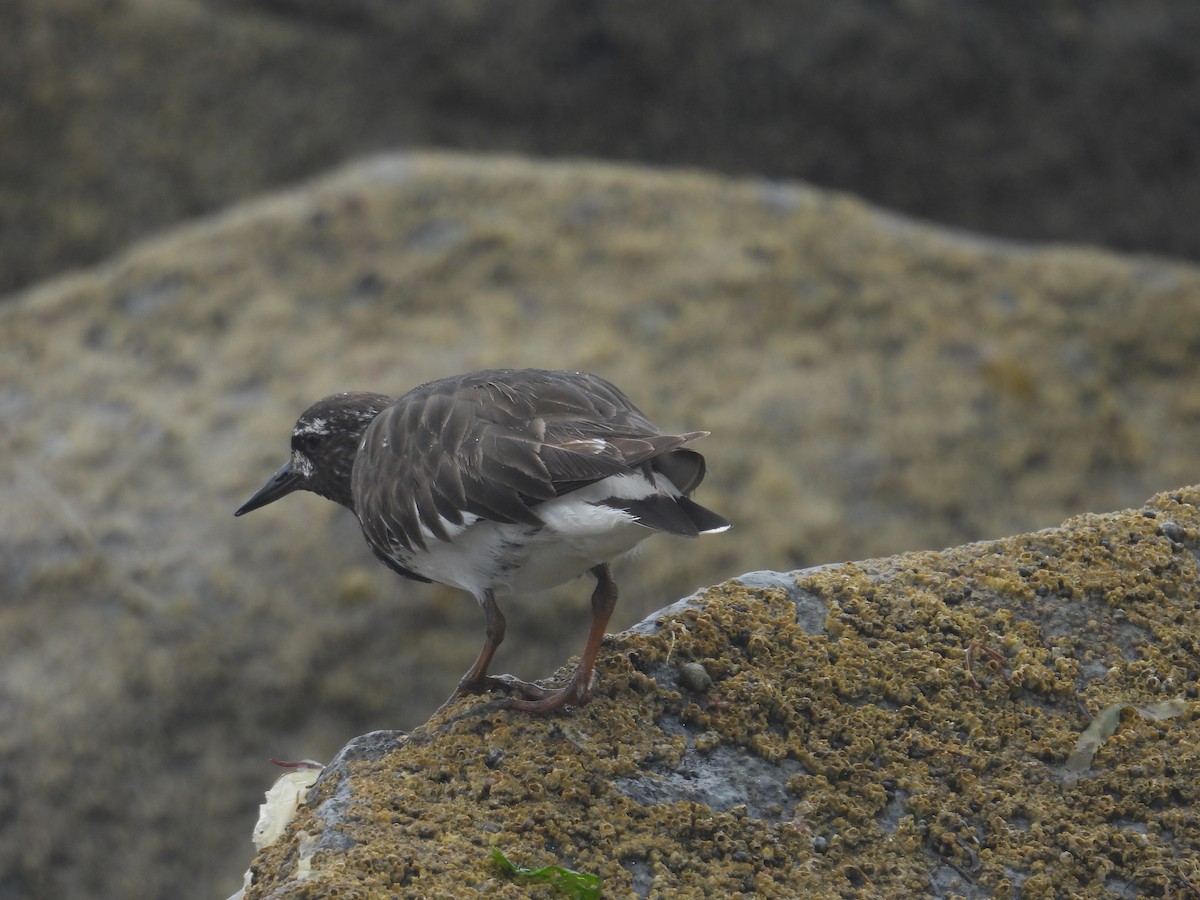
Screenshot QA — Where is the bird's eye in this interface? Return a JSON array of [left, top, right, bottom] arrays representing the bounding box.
[[293, 432, 319, 452]]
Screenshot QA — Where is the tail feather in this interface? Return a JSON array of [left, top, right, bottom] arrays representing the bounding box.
[[676, 496, 732, 534], [603, 494, 731, 537], [653, 448, 707, 495]]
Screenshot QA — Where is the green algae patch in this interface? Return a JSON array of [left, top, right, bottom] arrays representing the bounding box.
[[243, 487, 1200, 898], [490, 849, 601, 899]]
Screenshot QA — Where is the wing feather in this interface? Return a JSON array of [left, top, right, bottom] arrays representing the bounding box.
[[351, 369, 715, 550]]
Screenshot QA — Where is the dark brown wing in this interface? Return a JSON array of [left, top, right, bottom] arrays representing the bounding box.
[[351, 369, 708, 553]]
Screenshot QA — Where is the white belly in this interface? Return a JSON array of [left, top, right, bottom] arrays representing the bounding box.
[[394, 476, 664, 599]]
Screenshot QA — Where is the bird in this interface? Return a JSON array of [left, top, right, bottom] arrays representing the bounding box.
[[234, 368, 730, 715]]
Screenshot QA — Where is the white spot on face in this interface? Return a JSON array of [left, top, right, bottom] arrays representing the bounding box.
[[291, 452, 315, 478], [294, 417, 329, 437]]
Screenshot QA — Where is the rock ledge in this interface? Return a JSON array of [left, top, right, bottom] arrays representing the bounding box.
[[241, 487, 1200, 898]]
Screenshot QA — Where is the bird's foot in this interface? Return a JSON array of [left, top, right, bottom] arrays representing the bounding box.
[[433, 673, 551, 716], [433, 668, 601, 717], [474, 673, 553, 700], [500, 668, 598, 715]]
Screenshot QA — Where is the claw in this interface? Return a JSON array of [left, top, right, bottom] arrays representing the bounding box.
[[432, 672, 553, 716], [500, 666, 597, 715]]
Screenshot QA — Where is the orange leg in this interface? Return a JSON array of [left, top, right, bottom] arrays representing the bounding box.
[[457, 588, 507, 689], [503, 563, 619, 715], [434, 589, 549, 715]]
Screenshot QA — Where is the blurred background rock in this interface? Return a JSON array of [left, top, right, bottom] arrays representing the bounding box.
[[3, 3, 1199, 899], [3, 0, 1198, 295]]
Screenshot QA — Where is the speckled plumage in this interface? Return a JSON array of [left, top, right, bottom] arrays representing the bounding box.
[[236, 368, 730, 714]]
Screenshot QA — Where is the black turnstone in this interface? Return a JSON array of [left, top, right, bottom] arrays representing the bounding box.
[[235, 368, 730, 715]]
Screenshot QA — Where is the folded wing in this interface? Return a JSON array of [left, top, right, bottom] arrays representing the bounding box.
[[352, 369, 725, 552]]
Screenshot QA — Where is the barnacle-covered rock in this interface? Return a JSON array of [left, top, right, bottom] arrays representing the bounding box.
[[242, 488, 1200, 897]]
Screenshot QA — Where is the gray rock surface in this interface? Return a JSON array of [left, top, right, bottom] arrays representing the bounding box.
[[4, 152, 1200, 897], [4, 1, 1200, 291]]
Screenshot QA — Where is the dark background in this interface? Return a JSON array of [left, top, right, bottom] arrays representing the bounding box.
[[3, 0, 1198, 296]]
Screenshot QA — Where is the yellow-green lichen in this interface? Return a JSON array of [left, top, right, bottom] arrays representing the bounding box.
[[244, 487, 1200, 898]]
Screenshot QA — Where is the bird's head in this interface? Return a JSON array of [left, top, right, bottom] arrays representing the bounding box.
[[234, 391, 393, 515]]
